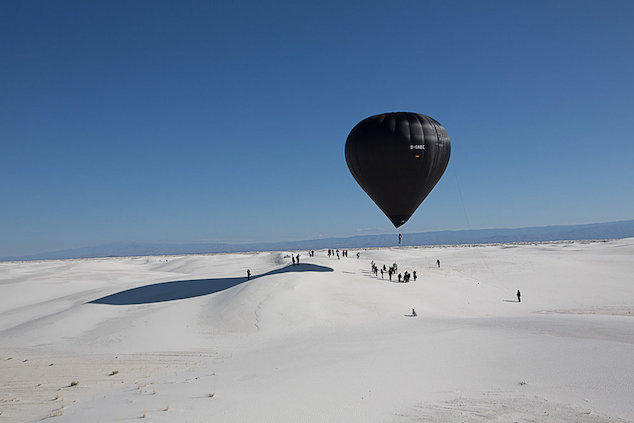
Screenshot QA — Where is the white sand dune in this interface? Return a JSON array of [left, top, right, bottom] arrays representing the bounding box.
[[1, 239, 633, 422]]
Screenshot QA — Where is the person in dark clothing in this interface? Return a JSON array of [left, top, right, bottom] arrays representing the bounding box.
[[247, 269, 251, 280], [517, 290, 521, 302], [436, 259, 440, 268], [380, 268, 384, 278], [296, 254, 300, 264], [398, 233, 402, 245], [412, 308, 417, 317], [413, 271, 417, 281], [292, 255, 296, 265], [398, 273, 402, 282]]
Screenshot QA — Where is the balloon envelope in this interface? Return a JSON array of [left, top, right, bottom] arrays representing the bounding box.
[[345, 112, 451, 228]]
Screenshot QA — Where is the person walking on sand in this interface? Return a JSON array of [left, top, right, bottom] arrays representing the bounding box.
[[247, 269, 251, 280], [436, 259, 440, 268], [292, 255, 296, 265], [412, 308, 417, 317], [517, 290, 521, 302], [413, 271, 417, 281], [296, 254, 300, 264]]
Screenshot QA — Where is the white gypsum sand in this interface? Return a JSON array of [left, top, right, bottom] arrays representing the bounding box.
[[0, 239, 633, 422]]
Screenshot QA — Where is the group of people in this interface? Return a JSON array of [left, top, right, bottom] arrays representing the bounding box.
[[326, 249, 360, 259], [368, 261, 417, 283], [398, 271, 416, 282], [291, 254, 301, 265]]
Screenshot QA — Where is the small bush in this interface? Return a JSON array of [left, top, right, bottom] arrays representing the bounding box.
[[49, 409, 63, 417]]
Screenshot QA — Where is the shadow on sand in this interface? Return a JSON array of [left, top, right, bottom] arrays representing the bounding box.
[[89, 263, 333, 306]]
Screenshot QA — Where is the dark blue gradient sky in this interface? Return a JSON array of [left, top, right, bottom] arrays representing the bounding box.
[[2, 0, 633, 256]]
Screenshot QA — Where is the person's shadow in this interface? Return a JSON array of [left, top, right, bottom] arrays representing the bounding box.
[[89, 263, 333, 305]]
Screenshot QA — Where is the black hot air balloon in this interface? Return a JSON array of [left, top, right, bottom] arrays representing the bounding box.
[[345, 112, 451, 228]]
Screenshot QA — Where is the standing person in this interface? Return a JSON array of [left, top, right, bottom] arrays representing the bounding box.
[[388, 269, 392, 281], [292, 255, 296, 265], [436, 259, 440, 268], [296, 254, 300, 264], [412, 308, 417, 317], [413, 271, 417, 281], [247, 269, 251, 280], [398, 273, 402, 282], [517, 290, 521, 302], [398, 233, 402, 245], [380, 268, 384, 278]]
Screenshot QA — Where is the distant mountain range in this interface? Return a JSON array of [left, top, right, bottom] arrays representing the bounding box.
[[3, 219, 634, 262]]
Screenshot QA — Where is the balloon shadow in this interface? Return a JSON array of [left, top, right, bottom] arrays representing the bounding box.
[[89, 263, 333, 305]]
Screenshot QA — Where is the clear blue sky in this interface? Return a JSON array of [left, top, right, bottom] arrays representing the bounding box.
[[2, 0, 634, 256]]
